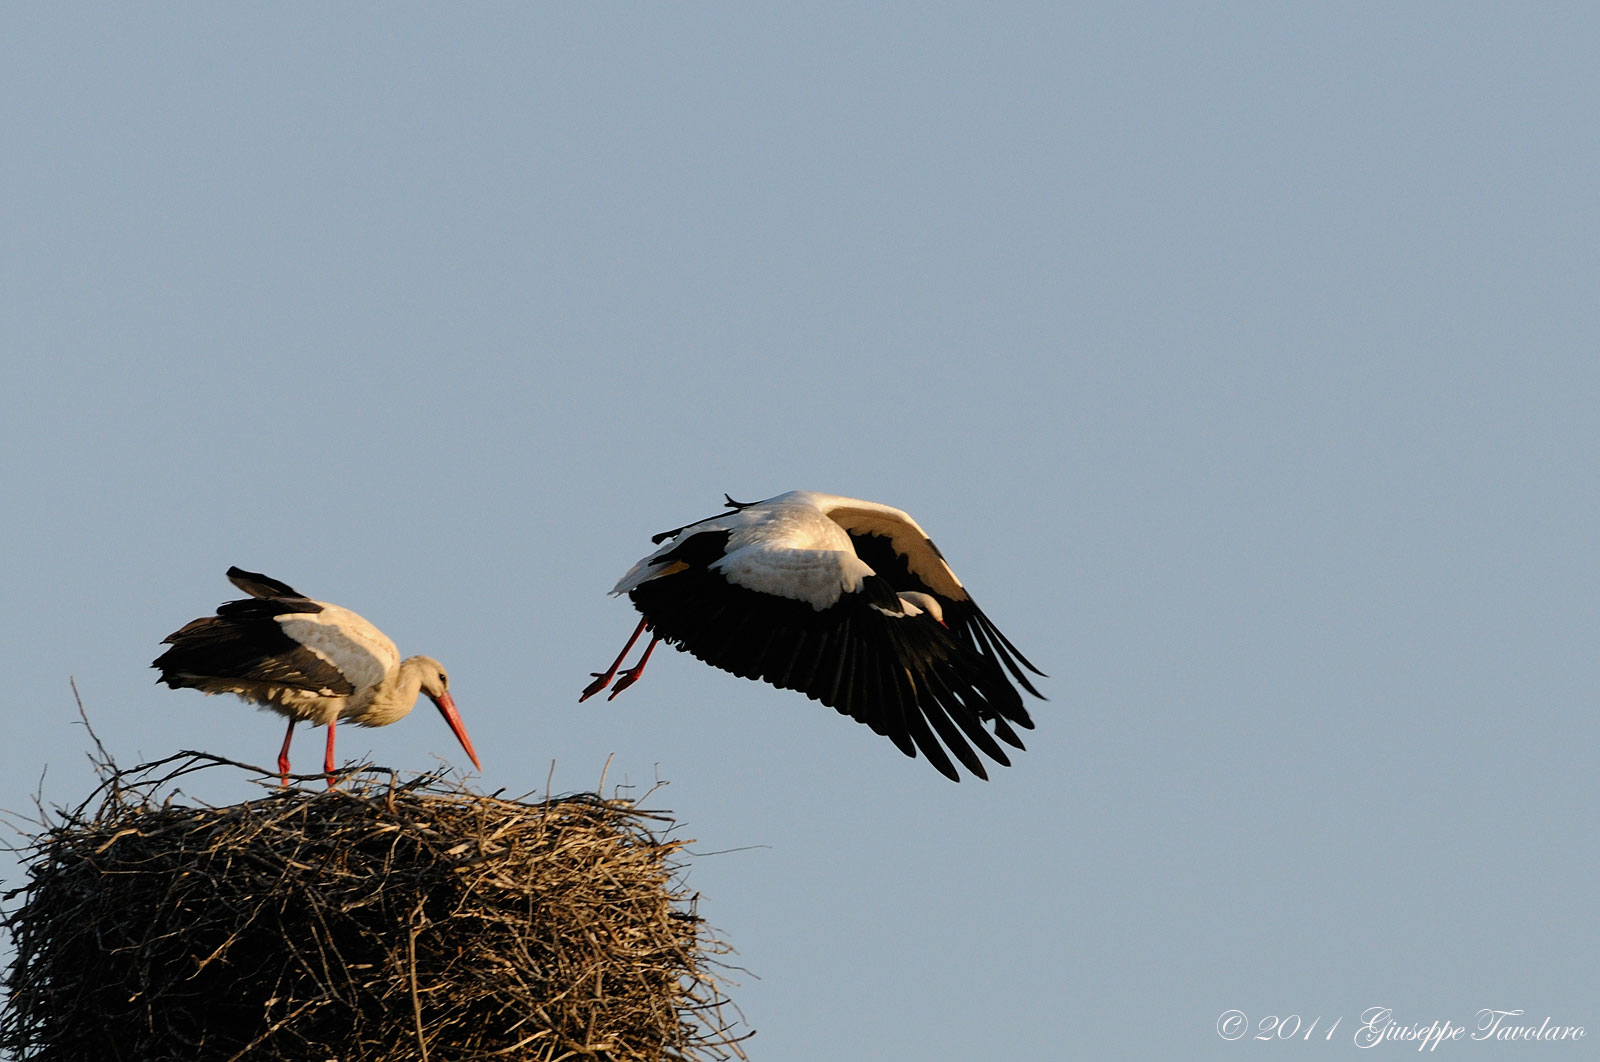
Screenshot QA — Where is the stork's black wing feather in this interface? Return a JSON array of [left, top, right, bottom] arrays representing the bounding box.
[[845, 529, 1046, 705], [226, 567, 307, 601], [153, 597, 355, 697]]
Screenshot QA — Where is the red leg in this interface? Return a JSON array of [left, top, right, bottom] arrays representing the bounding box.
[[581, 617, 650, 701], [323, 719, 338, 788], [608, 635, 661, 700], [277, 718, 296, 786]]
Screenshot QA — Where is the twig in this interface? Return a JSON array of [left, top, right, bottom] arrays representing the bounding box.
[[408, 901, 430, 1062]]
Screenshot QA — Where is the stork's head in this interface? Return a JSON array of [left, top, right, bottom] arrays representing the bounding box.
[[897, 591, 946, 625], [410, 655, 482, 771]]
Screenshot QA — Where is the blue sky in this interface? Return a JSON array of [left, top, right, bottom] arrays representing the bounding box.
[[2, 5, 1597, 1058]]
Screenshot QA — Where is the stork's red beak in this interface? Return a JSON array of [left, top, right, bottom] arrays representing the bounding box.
[[430, 690, 482, 770]]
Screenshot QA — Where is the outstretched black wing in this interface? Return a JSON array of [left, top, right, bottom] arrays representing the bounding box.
[[837, 520, 1046, 705]]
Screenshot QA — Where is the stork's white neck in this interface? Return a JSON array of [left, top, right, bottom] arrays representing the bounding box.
[[349, 656, 435, 727]]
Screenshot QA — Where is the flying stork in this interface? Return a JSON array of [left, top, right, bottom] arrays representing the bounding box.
[[582, 491, 1045, 781], [154, 566, 482, 784]]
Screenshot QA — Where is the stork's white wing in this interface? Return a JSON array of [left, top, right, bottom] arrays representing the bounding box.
[[277, 605, 398, 693], [712, 544, 875, 610]]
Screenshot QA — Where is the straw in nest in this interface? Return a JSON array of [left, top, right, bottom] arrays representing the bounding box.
[[0, 752, 748, 1062]]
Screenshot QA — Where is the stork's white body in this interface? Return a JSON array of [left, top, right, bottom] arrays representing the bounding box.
[[197, 604, 407, 728], [615, 493, 878, 607]]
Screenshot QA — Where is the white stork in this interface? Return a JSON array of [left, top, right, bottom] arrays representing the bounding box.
[[582, 491, 1045, 781], [154, 567, 482, 784]]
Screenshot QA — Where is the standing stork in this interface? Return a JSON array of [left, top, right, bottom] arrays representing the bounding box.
[[154, 567, 482, 784], [582, 491, 1046, 781]]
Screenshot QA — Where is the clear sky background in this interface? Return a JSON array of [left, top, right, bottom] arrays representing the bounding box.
[[3, 5, 1596, 1059]]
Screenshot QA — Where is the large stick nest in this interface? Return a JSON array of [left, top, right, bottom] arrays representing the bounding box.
[[0, 752, 748, 1062]]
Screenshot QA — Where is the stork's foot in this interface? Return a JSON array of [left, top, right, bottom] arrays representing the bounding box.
[[606, 635, 660, 700], [608, 666, 645, 700], [582, 617, 651, 702]]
